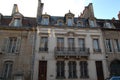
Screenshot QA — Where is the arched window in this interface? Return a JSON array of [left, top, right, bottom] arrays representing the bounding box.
[[110, 60, 120, 76]]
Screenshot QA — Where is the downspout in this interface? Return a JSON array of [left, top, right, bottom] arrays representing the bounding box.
[[31, 26, 37, 80]]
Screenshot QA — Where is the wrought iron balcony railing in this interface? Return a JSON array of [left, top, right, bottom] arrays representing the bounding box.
[[54, 47, 90, 57]]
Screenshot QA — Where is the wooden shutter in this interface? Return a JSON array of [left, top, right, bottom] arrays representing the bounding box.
[[2, 38, 9, 53], [15, 37, 21, 53]]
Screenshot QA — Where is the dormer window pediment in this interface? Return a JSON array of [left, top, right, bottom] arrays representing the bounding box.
[[41, 13, 50, 25], [65, 10, 74, 26], [9, 13, 22, 27]]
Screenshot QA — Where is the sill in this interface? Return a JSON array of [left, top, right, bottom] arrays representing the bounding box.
[[80, 76, 89, 78], [56, 76, 65, 79]]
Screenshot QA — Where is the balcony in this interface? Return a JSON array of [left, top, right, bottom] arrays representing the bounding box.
[[39, 47, 48, 52], [54, 47, 90, 58]]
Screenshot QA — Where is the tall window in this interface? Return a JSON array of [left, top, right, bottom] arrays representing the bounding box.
[[68, 38, 74, 51], [68, 61, 77, 78], [56, 61, 65, 78], [2, 37, 21, 53], [93, 39, 100, 52], [90, 20, 95, 27], [67, 17, 73, 26], [114, 39, 120, 52], [80, 61, 89, 78], [57, 38, 64, 50], [41, 17, 49, 25], [39, 37, 48, 51], [105, 39, 112, 52], [78, 38, 85, 51], [3, 61, 13, 80]]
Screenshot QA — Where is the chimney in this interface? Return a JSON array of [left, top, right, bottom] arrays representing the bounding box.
[[11, 4, 19, 16], [118, 11, 120, 20], [37, 0, 44, 17]]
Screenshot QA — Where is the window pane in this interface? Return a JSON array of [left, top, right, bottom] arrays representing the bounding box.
[[105, 39, 112, 52], [3, 61, 13, 79], [42, 17, 49, 25], [90, 20, 95, 27], [40, 37, 48, 51], [80, 61, 88, 78], [93, 39, 99, 50], [68, 18, 73, 26], [56, 61, 65, 78], [68, 38, 74, 50], [114, 39, 120, 52], [78, 38, 85, 48], [57, 38, 64, 50], [68, 61, 77, 78], [14, 18, 21, 27]]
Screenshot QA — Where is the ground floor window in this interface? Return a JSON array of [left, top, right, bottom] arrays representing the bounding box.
[[80, 61, 89, 78], [56, 61, 65, 78], [68, 61, 77, 78]]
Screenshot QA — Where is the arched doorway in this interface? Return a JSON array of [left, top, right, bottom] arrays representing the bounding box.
[[110, 60, 120, 76]]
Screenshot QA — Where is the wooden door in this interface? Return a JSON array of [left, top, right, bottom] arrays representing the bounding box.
[[95, 61, 104, 80], [38, 61, 47, 80]]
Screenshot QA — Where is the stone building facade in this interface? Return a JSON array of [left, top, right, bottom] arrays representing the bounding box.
[[0, 0, 120, 80], [97, 18, 120, 77], [0, 4, 36, 80], [33, 1, 108, 80]]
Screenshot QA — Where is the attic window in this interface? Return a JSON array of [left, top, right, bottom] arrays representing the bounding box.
[[105, 22, 111, 28], [41, 17, 49, 25], [13, 18, 22, 27], [90, 20, 95, 27], [67, 17, 73, 26], [77, 22, 83, 27], [58, 20, 63, 26]]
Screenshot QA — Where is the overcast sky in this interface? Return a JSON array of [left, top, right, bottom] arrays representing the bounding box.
[[0, 0, 120, 19]]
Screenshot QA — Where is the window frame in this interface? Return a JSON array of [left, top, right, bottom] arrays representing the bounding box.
[[56, 61, 65, 79], [80, 61, 89, 78]]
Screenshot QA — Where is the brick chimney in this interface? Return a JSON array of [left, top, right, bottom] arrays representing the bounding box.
[[118, 11, 120, 20]]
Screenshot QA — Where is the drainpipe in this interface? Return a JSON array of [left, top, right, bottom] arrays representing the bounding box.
[[31, 27, 37, 80]]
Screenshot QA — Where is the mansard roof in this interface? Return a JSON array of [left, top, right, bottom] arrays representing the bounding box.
[[0, 16, 36, 27], [96, 19, 120, 29], [37, 15, 89, 25]]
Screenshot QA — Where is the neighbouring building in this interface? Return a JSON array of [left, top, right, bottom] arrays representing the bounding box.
[[97, 15, 120, 77], [0, 4, 36, 80], [33, 1, 108, 80]]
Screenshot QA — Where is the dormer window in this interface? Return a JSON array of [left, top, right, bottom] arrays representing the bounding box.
[[77, 21, 83, 27], [13, 18, 21, 27], [9, 17, 22, 27], [105, 22, 111, 28], [89, 20, 95, 27], [57, 20, 63, 26], [41, 17, 49, 25], [67, 17, 73, 26]]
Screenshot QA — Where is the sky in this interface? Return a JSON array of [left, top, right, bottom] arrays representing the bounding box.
[[0, 0, 120, 19]]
